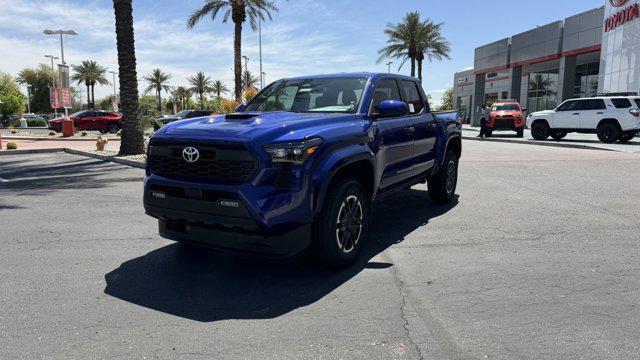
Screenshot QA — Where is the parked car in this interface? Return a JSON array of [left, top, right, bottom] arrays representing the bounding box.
[[152, 110, 212, 131], [487, 100, 526, 137], [144, 73, 462, 268], [49, 110, 122, 133], [526, 96, 640, 143]]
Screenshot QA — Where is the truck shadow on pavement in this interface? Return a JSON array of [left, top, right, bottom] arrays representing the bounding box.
[[104, 189, 458, 322]]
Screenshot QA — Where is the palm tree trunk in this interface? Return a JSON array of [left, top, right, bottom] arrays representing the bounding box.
[[200, 92, 204, 108], [86, 84, 91, 109], [113, 0, 144, 155], [410, 58, 416, 77], [233, 21, 243, 102], [417, 60, 423, 83], [91, 85, 96, 109], [157, 89, 161, 112]]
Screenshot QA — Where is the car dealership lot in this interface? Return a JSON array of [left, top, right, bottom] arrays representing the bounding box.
[[1, 142, 639, 359]]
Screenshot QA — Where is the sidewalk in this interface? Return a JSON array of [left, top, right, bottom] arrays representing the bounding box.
[[1, 138, 121, 152], [462, 125, 640, 153]]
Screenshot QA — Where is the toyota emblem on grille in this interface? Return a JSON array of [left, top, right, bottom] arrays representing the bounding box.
[[182, 147, 200, 163]]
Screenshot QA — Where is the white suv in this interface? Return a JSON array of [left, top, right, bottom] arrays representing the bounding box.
[[526, 97, 640, 143]]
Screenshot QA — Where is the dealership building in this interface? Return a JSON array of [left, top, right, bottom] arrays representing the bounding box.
[[454, 0, 640, 125]]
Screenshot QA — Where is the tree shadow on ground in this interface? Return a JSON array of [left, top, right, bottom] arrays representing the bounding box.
[[104, 189, 458, 322]]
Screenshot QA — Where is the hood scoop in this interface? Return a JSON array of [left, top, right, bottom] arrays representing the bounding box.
[[225, 112, 261, 120]]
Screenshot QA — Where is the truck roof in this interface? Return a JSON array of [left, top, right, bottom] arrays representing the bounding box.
[[281, 72, 420, 83]]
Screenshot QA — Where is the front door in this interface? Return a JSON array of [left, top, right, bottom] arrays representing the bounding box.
[[371, 78, 415, 190], [554, 100, 581, 129]]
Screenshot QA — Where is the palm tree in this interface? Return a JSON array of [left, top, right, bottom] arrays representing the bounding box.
[[188, 72, 214, 108], [528, 74, 556, 96], [113, 0, 144, 155], [242, 70, 259, 91], [172, 86, 192, 110], [71, 60, 109, 109], [415, 20, 450, 83], [143, 69, 172, 112], [187, 0, 278, 102], [377, 11, 422, 77], [212, 80, 229, 100]]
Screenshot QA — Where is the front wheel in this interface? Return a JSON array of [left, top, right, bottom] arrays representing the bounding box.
[[550, 130, 567, 140], [428, 150, 459, 205], [531, 122, 550, 140], [312, 178, 369, 269], [108, 122, 120, 134], [619, 131, 636, 143]]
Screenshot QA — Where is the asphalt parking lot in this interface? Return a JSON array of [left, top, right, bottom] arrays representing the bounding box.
[[1, 142, 640, 359]]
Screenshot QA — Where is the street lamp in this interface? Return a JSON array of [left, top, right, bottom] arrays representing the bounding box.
[[259, 16, 263, 89], [386, 61, 393, 74], [261, 71, 266, 87], [43, 29, 78, 65], [108, 70, 118, 110], [242, 55, 249, 73], [45, 54, 59, 118]]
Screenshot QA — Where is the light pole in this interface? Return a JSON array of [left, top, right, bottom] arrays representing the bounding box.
[[386, 61, 393, 74], [242, 56, 249, 73], [26, 85, 31, 114], [261, 72, 266, 87], [259, 16, 263, 89], [108, 70, 118, 111], [45, 54, 59, 118], [43, 29, 77, 120]]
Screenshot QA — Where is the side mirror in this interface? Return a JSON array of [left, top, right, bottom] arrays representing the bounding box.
[[235, 104, 246, 112], [374, 100, 408, 119]]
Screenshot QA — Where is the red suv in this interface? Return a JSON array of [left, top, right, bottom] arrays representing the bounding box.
[[49, 110, 122, 134], [488, 100, 526, 137]]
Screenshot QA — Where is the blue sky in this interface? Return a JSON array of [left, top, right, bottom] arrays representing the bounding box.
[[0, 0, 605, 106]]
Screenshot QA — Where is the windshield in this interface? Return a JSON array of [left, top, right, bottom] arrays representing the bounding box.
[[175, 110, 191, 117], [635, 99, 640, 108], [69, 111, 85, 118], [492, 104, 520, 111], [244, 77, 367, 113]]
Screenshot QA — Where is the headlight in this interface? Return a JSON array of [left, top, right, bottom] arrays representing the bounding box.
[[265, 137, 323, 165]]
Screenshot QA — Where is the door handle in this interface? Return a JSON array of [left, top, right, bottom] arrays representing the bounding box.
[[597, 112, 604, 114], [404, 126, 415, 134], [573, 113, 580, 115]]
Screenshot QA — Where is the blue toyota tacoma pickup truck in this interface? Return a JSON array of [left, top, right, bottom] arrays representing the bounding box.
[[144, 73, 462, 268]]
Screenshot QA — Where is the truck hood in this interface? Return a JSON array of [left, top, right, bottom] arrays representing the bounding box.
[[491, 110, 521, 117], [154, 111, 363, 143], [530, 110, 556, 117]]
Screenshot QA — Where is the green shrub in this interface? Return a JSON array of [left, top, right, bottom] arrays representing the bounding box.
[[48, 130, 56, 136], [144, 131, 153, 137], [81, 131, 88, 137], [10, 129, 17, 134], [6, 142, 17, 150], [139, 116, 152, 130], [116, 129, 122, 136], [26, 117, 47, 127]]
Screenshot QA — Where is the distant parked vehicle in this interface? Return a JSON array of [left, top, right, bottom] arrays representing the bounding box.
[[487, 100, 526, 137], [152, 110, 212, 131], [49, 110, 122, 133], [526, 96, 640, 143]]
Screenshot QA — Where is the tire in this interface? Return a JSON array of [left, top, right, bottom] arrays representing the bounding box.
[[99, 129, 108, 134], [312, 178, 369, 269], [550, 130, 567, 141], [531, 121, 550, 140], [428, 150, 459, 205], [619, 131, 636, 143], [596, 122, 620, 143], [516, 128, 524, 137], [108, 122, 120, 134]]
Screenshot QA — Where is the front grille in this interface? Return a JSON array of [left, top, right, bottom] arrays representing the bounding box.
[[148, 143, 257, 183], [493, 117, 514, 128]]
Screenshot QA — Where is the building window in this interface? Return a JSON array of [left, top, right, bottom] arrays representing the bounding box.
[[501, 91, 509, 99], [527, 70, 559, 113], [573, 62, 600, 98]]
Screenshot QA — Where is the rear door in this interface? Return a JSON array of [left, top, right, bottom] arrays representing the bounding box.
[[554, 100, 581, 129], [578, 99, 607, 130], [399, 79, 437, 177], [371, 78, 416, 190]]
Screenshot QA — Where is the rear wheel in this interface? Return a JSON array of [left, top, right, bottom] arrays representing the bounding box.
[[312, 178, 369, 269], [531, 122, 550, 140], [596, 123, 620, 143], [550, 130, 567, 140], [108, 122, 120, 134], [619, 131, 636, 143], [428, 150, 459, 205]]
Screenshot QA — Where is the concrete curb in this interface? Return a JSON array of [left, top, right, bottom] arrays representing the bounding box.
[[461, 135, 617, 152], [2, 136, 121, 142], [0, 148, 66, 156], [63, 148, 146, 169]]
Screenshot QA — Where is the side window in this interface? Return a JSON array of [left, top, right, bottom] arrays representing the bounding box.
[[557, 100, 579, 111], [372, 79, 401, 111], [400, 80, 424, 114], [579, 99, 606, 110], [611, 98, 632, 108]]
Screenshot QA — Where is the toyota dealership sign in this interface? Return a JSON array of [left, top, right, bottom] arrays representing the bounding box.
[[605, 0, 639, 31]]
